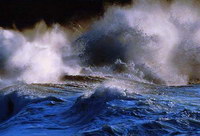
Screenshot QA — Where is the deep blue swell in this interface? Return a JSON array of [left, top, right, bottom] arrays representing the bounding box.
[[0, 84, 200, 136]]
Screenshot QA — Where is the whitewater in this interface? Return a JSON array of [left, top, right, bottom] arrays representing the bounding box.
[[0, 0, 200, 135]]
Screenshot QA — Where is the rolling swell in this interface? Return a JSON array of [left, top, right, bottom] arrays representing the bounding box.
[[0, 77, 199, 135], [0, 91, 31, 122], [63, 87, 127, 125], [58, 85, 200, 135], [0, 84, 63, 124], [1, 1, 200, 135]]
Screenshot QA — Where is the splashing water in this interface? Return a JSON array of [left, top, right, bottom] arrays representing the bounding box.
[[75, 0, 200, 85], [0, 23, 81, 84], [1, 1, 200, 136], [1, 1, 200, 85]]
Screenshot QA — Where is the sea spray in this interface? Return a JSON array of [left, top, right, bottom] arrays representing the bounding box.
[[1, 1, 200, 85], [0, 23, 81, 83], [76, 0, 200, 85]]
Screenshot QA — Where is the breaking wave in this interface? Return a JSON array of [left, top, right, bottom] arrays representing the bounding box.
[[1, 1, 200, 136], [1, 0, 200, 85]]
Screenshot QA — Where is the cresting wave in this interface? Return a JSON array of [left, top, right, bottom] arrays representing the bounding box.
[[0, 84, 64, 123], [0, 79, 200, 135], [1, 0, 200, 86], [1, 1, 200, 136]]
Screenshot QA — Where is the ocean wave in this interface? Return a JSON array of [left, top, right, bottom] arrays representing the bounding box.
[[0, 84, 64, 123], [63, 87, 127, 125]]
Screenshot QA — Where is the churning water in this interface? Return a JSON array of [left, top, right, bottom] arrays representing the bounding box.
[[1, 0, 200, 135]]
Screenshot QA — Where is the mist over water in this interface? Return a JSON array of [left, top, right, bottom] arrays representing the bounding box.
[[0, 23, 81, 84], [1, 0, 200, 85], [76, 0, 200, 85]]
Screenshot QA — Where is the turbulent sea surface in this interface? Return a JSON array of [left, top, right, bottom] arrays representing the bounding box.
[[0, 75, 200, 136], [1, 0, 200, 135]]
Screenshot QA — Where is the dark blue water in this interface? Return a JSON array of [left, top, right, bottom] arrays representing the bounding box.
[[0, 76, 200, 136]]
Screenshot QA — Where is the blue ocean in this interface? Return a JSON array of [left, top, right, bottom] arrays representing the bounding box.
[[0, 0, 200, 135]]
